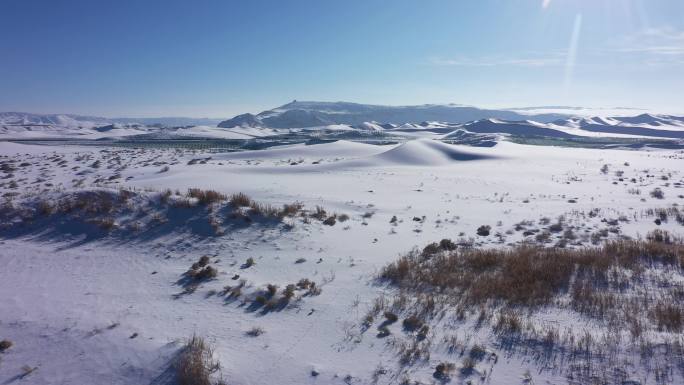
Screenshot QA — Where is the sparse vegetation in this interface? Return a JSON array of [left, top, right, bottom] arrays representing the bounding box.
[[380, 232, 684, 307], [476, 225, 491, 236], [246, 327, 264, 337], [0, 339, 12, 352], [229, 192, 251, 207], [187, 188, 226, 205], [650, 188, 665, 199], [176, 335, 221, 385]]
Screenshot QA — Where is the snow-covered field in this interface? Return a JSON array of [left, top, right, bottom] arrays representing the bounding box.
[[1, 136, 683, 385]]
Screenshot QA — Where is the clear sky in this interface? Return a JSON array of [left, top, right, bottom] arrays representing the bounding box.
[[1, 0, 683, 117]]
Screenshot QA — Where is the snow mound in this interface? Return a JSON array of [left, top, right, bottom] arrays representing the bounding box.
[[373, 139, 496, 166], [217, 140, 386, 161]]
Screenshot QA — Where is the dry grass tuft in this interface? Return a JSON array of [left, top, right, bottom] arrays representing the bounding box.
[[176, 335, 220, 385], [229, 192, 251, 207], [187, 189, 226, 205]]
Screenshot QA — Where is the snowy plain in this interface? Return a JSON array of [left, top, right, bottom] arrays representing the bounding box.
[[0, 127, 683, 385]]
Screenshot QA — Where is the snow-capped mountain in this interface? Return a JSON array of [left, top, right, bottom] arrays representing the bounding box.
[[445, 114, 684, 139], [0, 112, 111, 128], [0, 112, 222, 129], [3, 108, 684, 141], [0, 112, 224, 139], [217, 101, 567, 129]]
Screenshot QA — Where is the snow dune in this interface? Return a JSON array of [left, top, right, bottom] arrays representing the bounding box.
[[374, 139, 496, 165], [216, 140, 387, 160]]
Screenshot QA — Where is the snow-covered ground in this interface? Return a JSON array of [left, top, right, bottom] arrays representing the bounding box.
[[0, 137, 683, 385]]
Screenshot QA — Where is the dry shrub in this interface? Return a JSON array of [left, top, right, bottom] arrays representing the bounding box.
[[36, 200, 54, 216], [650, 188, 665, 199], [195, 266, 218, 281], [281, 202, 303, 217], [384, 311, 398, 323], [0, 339, 12, 351], [246, 327, 264, 337], [176, 335, 219, 385], [322, 215, 337, 226], [402, 315, 424, 331], [282, 284, 296, 300], [188, 188, 226, 205], [652, 302, 683, 332], [248, 201, 280, 218], [434, 362, 455, 379], [312, 206, 327, 220], [229, 192, 251, 207], [88, 217, 116, 230], [476, 225, 491, 236]]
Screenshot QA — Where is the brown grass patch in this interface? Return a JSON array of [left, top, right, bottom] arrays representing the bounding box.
[[380, 231, 684, 307], [176, 335, 220, 385]]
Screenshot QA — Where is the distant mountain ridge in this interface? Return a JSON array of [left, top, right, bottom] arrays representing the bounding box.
[[217, 101, 568, 129], [3, 106, 684, 141], [0, 112, 222, 128]]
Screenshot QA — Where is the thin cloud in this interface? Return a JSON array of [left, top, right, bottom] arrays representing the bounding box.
[[429, 52, 565, 68], [613, 27, 684, 58]]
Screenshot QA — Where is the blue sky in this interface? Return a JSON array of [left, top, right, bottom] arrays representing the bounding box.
[[1, 0, 683, 117]]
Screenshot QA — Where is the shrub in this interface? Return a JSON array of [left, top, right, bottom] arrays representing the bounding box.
[[281, 202, 303, 217], [296, 278, 313, 289], [439, 238, 457, 251], [647, 229, 673, 244], [402, 315, 424, 331], [244, 257, 255, 268], [188, 188, 226, 205], [469, 344, 486, 360], [229, 192, 251, 207], [0, 339, 12, 351], [197, 256, 210, 268], [652, 302, 683, 332], [338, 213, 350, 222], [476, 225, 491, 236], [266, 284, 278, 298], [176, 335, 218, 385], [434, 362, 455, 379], [195, 266, 218, 281], [422, 242, 440, 256], [384, 311, 398, 323], [92, 217, 116, 230], [650, 188, 665, 199], [307, 282, 322, 296], [37, 201, 54, 216], [312, 206, 327, 220], [461, 357, 476, 371], [282, 284, 296, 299], [417, 324, 429, 340], [246, 327, 264, 337], [323, 215, 337, 226], [249, 202, 280, 218]]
